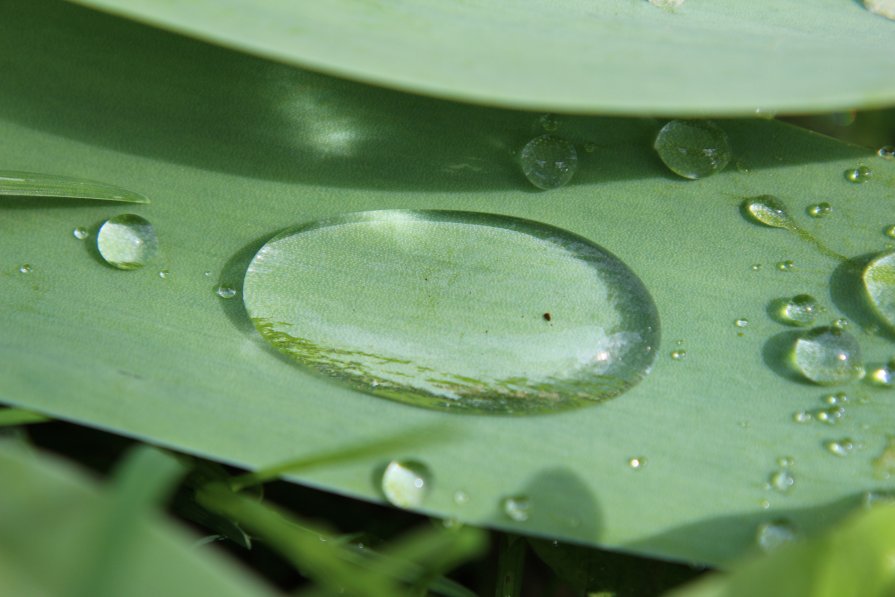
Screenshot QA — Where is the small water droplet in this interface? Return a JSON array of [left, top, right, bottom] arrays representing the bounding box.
[[743, 196, 793, 229], [453, 490, 469, 506], [806, 203, 832, 219], [72, 227, 89, 240], [17, 264, 31, 274], [792, 410, 812, 423], [756, 520, 797, 552], [158, 269, 169, 279], [868, 365, 894, 387], [844, 165, 872, 183], [653, 120, 731, 179], [539, 113, 559, 132], [759, 499, 771, 510], [832, 318, 849, 330], [776, 260, 794, 272], [627, 456, 646, 470], [776, 294, 820, 327], [649, 0, 685, 7], [519, 135, 578, 190], [776, 456, 795, 468], [750, 263, 762, 272], [863, 490, 895, 508], [96, 214, 158, 270], [768, 469, 795, 493], [203, 270, 213, 278], [824, 438, 857, 457], [215, 285, 238, 299], [862, 253, 895, 333], [670, 350, 687, 361], [864, 0, 895, 21], [814, 405, 846, 425], [381, 460, 432, 509], [243, 211, 660, 414], [792, 326, 864, 385], [823, 392, 848, 405], [501, 495, 531, 522], [734, 318, 749, 328]]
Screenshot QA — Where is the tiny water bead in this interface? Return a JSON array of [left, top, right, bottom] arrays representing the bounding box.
[[844, 165, 872, 183], [884, 225, 895, 239], [519, 135, 578, 190], [750, 263, 762, 272], [776, 294, 820, 327], [865, 0, 895, 20], [215, 285, 238, 299], [649, 0, 685, 7], [453, 490, 469, 506], [742, 196, 793, 230], [243, 211, 660, 415], [792, 326, 864, 385], [158, 269, 169, 279], [72, 227, 89, 240], [96, 214, 158, 270], [380, 460, 431, 509], [17, 264, 31, 274], [806, 202, 832, 219], [776, 260, 794, 272], [868, 364, 894, 387], [653, 120, 731, 180], [670, 350, 687, 361], [501, 496, 532, 522], [627, 456, 646, 470], [756, 520, 797, 552], [878, 145, 895, 159], [862, 252, 895, 331], [768, 469, 795, 493], [825, 438, 857, 457]]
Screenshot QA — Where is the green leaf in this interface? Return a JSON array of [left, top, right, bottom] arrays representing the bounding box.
[[0, 442, 275, 597], [2, 0, 895, 567], [0, 171, 149, 203], [67, 0, 895, 115], [667, 503, 895, 597], [0, 408, 49, 427]]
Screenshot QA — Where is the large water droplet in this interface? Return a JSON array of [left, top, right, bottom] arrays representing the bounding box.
[[519, 135, 578, 190], [653, 120, 731, 180], [501, 496, 531, 522], [96, 214, 158, 270], [756, 520, 797, 552], [864, 0, 895, 20], [243, 211, 660, 415], [380, 460, 431, 509], [862, 252, 895, 332], [792, 326, 864, 385], [844, 165, 872, 183], [743, 196, 793, 230], [775, 294, 820, 327]]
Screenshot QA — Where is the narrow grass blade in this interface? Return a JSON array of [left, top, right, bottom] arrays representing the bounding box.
[[0, 408, 49, 426], [0, 171, 148, 203], [495, 535, 526, 597]]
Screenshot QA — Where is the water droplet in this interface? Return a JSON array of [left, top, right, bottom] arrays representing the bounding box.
[[792, 410, 812, 423], [863, 490, 895, 508], [215, 285, 238, 299], [583, 142, 596, 153], [862, 252, 895, 333], [806, 203, 832, 219], [824, 438, 857, 457], [627, 456, 646, 470], [792, 326, 864, 385], [649, 0, 684, 7], [832, 318, 849, 330], [72, 227, 89, 240], [776, 294, 820, 327], [653, 120, 731, 179], [519, 135, 578, 190], [768, 469, 795, 493], [670, 350, 687, 361], [868, 365, 894, 387], [750, 263, 762, 272], [381, 460, 431, 509], [453, 490, 469, 506], [243, 211, 661, 415], [814, 405, 846, 425], [865, 0, 895, 21], [776, 260, 794, 272], [756, 520, 797, 552], [776, 456, 795, 467], [96, 214, 158, 270], [759, 499, 771, 510], [844, 165, 872, 183], [203, 270, 213, 278], [742, 196, 793, 230], [158, 269, 169, 279], [823, 392, 848, 405], [17, 264, 31, 274], [501, 495, 531, 522], [734, 318, 749, 328], [538, 113, 559, 132]]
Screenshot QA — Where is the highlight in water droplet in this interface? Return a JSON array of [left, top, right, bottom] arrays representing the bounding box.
[[215, 285, 238, 299], [72, 227, 89, 240], [792, 326, 864, 385], [381, 460, 432, 509], [774, 294, 820, 327], [243, 211, 661, 415], [519, 135, 578, 190], [844, 165, 872, 183], [653, 120, 731, 180], [806, 203, 832, 219], [501, 495, 531, 522], [18, 264, 31, 274], [96, 214, 158, 270], [864, 0, 895, 21], [756, 520, 797, 552]]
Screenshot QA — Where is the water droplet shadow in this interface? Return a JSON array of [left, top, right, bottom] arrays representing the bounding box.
[[829, 253, 895, 342], [762, 330, 810, 384]]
